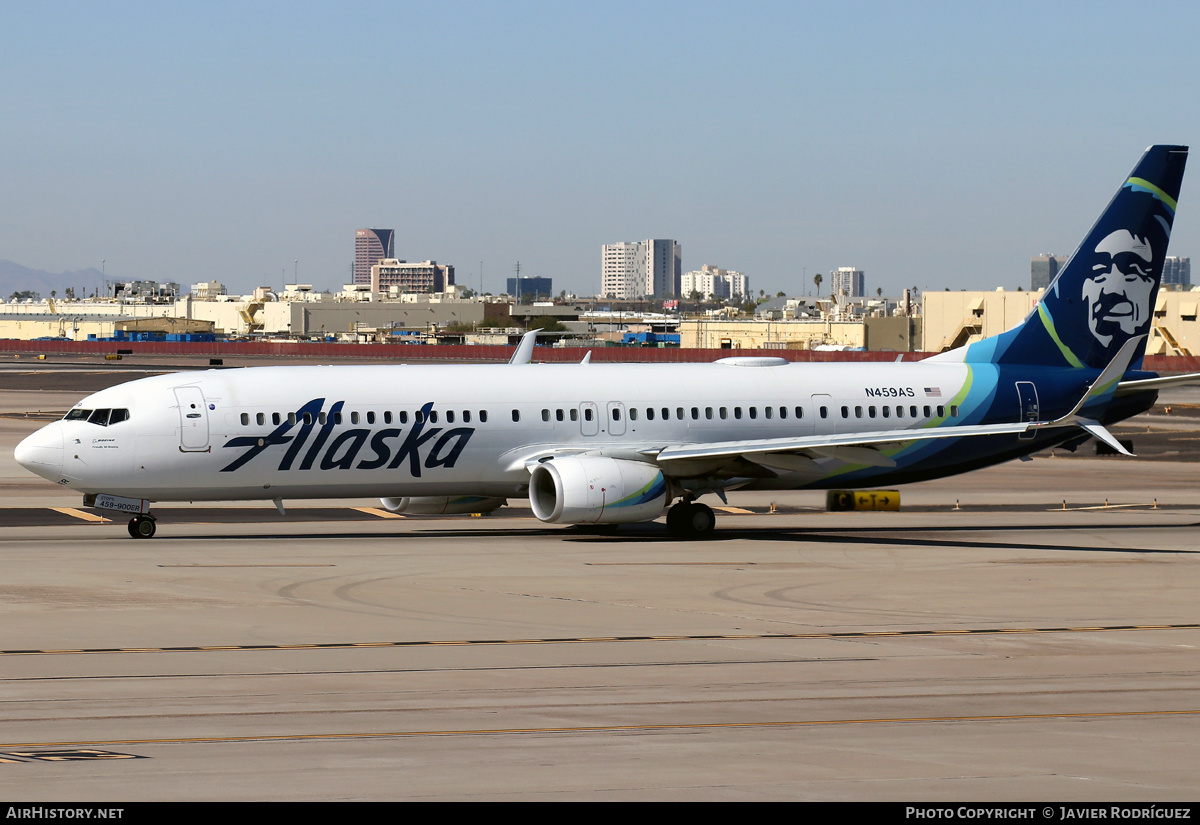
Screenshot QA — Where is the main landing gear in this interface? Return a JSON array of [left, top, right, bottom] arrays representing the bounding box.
[[128, 514, 157, 539], [666, 499, 716, 539]]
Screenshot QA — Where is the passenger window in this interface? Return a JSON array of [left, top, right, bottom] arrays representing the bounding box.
[[612, 408, 621, 421], [895, 406, 903, 419], [882, 406, 890, 418], [399, 411, 409, 424], [555, 409, 564, 421], [663, 408, 670, 420], [841, 406, 849, 418], [462, 411, 470, 423], [855, 406, 863, 418], [288, 413, 297, 425], [303, 413, 313, 425], [256, 412, 265, 425], [319, 412, 328, 425], [691, 407, 699, 420], [910, 406, 918, 418], [937, 405, 945, 417], [950, 405, 959, 417], [480, 410, 488, 423], [416, 410, 425, 424], [923, 406, 932, 418], [512, 409, 521, 422], [541, 409, 550, 422], [705, 407, 713, 420], [368, 411, 377, 424], [765, 407, 773, 419], [429, 411, 438, 423], [570, 409, 578, 421], [240, 413, 249, 426], [273, 412, 282, 425], [733, 407, 742, 419], [676, 408, 684, 420], [780, 406, 787, 419], [646, 408, 655, 420], [719, 407, 727, 419], [795, 406, 803, 419], [584, 408, 593, 421], [629, 408, 638, 421]]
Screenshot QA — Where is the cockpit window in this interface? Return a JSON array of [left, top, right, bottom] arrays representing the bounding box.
[[64, 408, 129, 426]]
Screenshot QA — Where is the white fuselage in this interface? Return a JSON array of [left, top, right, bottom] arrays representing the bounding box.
[[18, 359, 985, 502]]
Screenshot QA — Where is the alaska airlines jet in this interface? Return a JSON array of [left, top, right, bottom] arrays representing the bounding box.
[[15, 146, 1198, 539]]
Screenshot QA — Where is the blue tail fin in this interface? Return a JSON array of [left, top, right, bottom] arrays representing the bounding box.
[[957, 145, 1188, 369]]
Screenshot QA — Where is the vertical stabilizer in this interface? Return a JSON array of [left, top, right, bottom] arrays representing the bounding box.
[[958, 145, 1187, 369]]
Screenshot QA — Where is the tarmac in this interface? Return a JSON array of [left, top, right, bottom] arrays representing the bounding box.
[[1, 356, 1199, 800]]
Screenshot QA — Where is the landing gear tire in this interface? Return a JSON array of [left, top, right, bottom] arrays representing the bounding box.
[[128, 515, 157, 539], [666, 501, 716, 539]]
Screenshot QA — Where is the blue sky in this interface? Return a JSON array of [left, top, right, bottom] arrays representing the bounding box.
[[4, 1, 1199, 297]]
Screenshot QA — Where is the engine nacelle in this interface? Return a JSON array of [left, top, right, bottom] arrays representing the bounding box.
[[380, 496, 507, 515], [528, 456, 669, 524]]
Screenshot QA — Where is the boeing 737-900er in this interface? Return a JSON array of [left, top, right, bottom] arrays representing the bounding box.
[[15, 145, 1200, 539]]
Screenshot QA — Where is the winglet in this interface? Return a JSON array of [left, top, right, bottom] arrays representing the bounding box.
[[509, 330, 538, 365]]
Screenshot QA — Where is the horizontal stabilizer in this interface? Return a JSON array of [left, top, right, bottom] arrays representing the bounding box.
[[1116, 371, 1200, 395]]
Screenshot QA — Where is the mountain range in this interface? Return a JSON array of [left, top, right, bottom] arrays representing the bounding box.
[[0, 260, 111, 301]]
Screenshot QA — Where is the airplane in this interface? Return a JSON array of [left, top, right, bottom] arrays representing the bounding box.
[[15, 145, 1199, 539]]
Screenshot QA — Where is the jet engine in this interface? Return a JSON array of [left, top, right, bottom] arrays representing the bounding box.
[[380, 496, 507, 515], [528, 456, 669, 524]]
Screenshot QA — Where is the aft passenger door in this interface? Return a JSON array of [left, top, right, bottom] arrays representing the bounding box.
[[174, 386, 210, 451], [1015, 381, 1039, 440]]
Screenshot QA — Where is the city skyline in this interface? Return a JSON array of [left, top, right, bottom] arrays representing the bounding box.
[[4, 3, 1200, 298]]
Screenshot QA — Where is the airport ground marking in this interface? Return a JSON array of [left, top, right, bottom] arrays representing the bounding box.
[[4, 708, 1200, 751], [49, 507, 108, 523], [3, 622, 1200, 657]]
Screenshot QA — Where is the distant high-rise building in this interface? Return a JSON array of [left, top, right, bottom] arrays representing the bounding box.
[[829, 267, 865, 298], [355, 228, 394, 286], [680, 265, 748, 301], [601, 239, 681, 300], [1163, 256, 1192, 288], [370, 259, 454, 294], [507, 276, 553, 301], [1031, 254, 1067, 291]]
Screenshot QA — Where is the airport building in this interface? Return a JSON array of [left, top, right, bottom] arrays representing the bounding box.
[[601, 240, 681, 300], [354, 228, 394, 286], [922, 288, 1200, 356]]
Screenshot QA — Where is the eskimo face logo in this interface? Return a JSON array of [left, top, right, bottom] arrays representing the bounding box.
[[1081, 229, 1155, 348], [220, 399, 474, 476]]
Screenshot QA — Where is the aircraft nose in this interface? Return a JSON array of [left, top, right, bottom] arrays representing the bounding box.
[[14, 423, 64, 481]]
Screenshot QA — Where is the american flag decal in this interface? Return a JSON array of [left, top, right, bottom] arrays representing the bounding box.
[[924, 387, 942, 397]]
